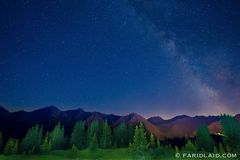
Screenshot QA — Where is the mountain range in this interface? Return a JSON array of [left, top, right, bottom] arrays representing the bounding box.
[[0, 106, 239, 140]]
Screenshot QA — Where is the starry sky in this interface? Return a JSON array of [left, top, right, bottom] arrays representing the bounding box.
[[0, 0, 240, 118]]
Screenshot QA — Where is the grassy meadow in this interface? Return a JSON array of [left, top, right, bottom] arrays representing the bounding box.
[[0, 148, 238, 160]]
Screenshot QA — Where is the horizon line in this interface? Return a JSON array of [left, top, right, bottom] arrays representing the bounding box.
[[0, 104, 237, 121]]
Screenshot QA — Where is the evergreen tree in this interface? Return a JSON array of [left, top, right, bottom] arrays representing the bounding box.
[[70, 121, 86, 150], [221, 114, 240, 152], [49, 123, 67, 150], [100, 121, 112, 148], [129, 123, 149, 159], [150, 134, 155, 148], [88, 133, 98, 152], [196, 125, 214, 152], [3, 138, 18, 155], [0, 132, 2, 152], [127, 125, 135, 144], [114, 122, 128, 147], [149, 134, 158, 159], [40, 132, 52, 153], [87, 121, 101, 146], [20, 124, 43, 153]]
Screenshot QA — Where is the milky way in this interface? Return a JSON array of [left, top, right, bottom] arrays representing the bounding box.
[[0, 0, 239, 118]]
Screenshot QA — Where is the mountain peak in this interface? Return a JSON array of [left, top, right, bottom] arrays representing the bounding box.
[[66, 107, 85, 113], [128, 112, 141, 117], [32, 105, 61, 115], [116, 112, 145, 125], [148, 116, 164, 121], [168, 115, 189, 121], [76, 107, 85, 112], [117, 112, 164, 139], [46, 105, 60, 110], [148, 116, 164, 125]]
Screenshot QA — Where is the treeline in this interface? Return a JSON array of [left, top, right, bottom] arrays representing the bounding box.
[[167, 114, 240, 153], [194, 114, 240, 153], [0, 120, 134, 154], [0, 114, 239, 157], [128, 115, 240, 159]]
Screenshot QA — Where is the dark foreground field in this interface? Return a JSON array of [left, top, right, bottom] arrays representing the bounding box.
[[0, 148, 238, 160]]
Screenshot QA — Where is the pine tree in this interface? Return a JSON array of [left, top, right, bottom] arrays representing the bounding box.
[[88, 133, 98, 152], [196, 125, 214, 152], [114, 122, 128, 147], [130, 123, 149, 159], [0, 132, 2, 152], [100, 121, 112, 148], [150, 134, 158, 159], [20, 124, 43, 153], [129, 126, 139, 151], [127, 125, 135, 144], [49, 123, 67, 150], [221, 114, 240, 152], [150, 134, 155, 148], [40, 132, 52, 153], [87, 121, 101, 146], [138, 123, 149, 150], [70, 121, 86, 150], [3, 138, 18, 155]]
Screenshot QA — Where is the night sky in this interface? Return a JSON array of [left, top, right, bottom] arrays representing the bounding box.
[[0, 0, 240, 118]]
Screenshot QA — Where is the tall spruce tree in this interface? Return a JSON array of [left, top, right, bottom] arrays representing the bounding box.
[[100, 121, 112, 148], [88, 133, 98, 152], [196, 125, 214, 152], [20, 124, 43, 153], [150, 134, 155, 148], [49, 123, 66, 150], [40, 132, 52, 153], [221, 114, 240, 152], [114, 122, 128, 147], [70, 121, 86, 149], [127, 125, 135, 144], [87, 121, 101, 146], [129, 123, 149, 159]]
